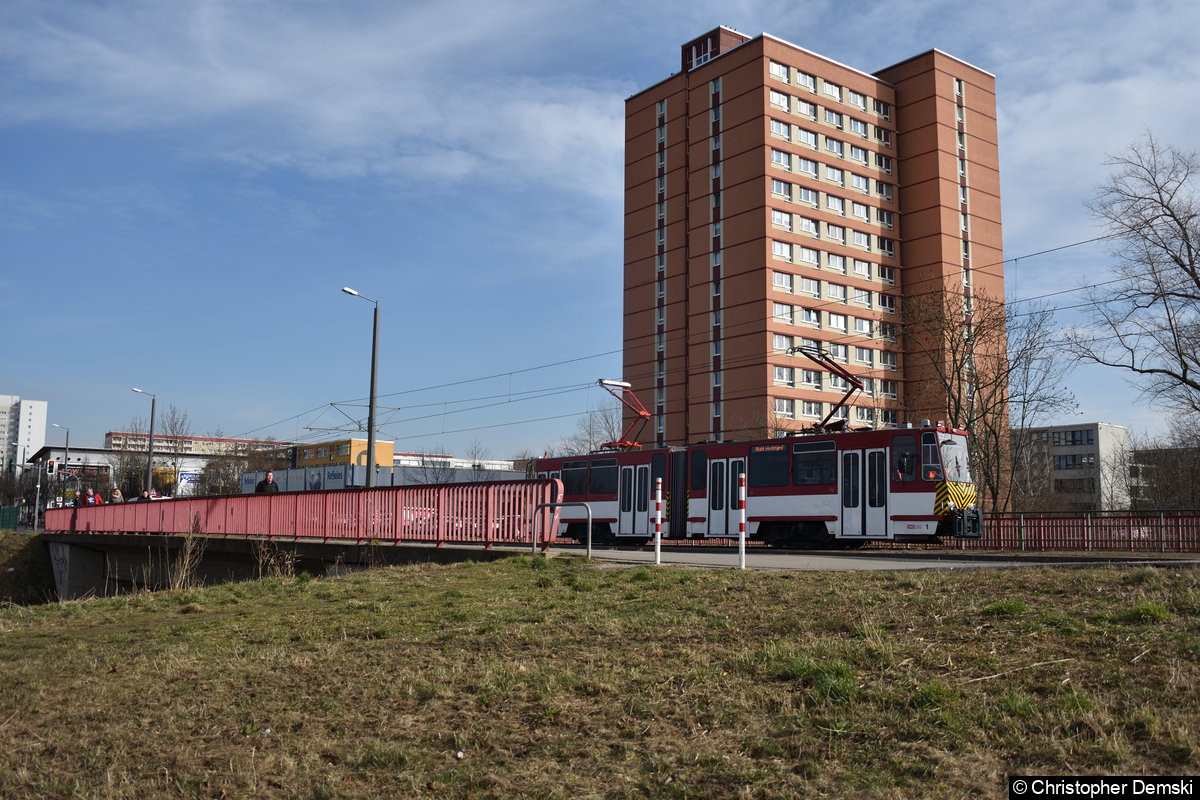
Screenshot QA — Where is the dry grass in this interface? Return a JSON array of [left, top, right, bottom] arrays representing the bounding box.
[[0, 557, 1197, 799]]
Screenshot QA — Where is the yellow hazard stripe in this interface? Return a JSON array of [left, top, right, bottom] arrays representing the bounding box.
[[934, 481, 976, 515]]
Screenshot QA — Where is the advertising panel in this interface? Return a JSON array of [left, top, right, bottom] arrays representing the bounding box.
[[323, 465, 346, 490]]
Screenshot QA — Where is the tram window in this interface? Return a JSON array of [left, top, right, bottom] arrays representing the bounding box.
[[636, 467, 649, 512], [730, 460, 745, 509], [868, 451, 887, 507], [590, 458, 619, 494], [562, 461, 589, 495], [921, 432, 944, 482], [691, 449, 708, 491], [749, 444, 789, 487], [652, 453, 666, 489], [710, 461, 725, 510], [620, 469, 633, 512], [842, 452, 860, 507], [793, 440, 837, 485], [939, 434, 972, 482], [891, 435, 917, 482]]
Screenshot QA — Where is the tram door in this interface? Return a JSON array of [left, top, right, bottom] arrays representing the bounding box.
[[705, 457, 746, 537], [840, 448, 888, 537], [618, 464, 652, 536]]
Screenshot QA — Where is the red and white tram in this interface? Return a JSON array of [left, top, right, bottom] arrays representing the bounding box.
[[534, 423, 983, 548]]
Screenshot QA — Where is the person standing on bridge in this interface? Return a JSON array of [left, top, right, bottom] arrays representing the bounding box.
[[255, 471, 280, 493]]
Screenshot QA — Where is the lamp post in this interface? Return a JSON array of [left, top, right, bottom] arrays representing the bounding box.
[[131, 388, 157, 495], [341, 287, 379, 488], [51, 423, 69, 507]]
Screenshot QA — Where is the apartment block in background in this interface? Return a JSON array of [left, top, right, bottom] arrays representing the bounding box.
[[624, 27, 1003, 445], [1, 394, 47, 472]]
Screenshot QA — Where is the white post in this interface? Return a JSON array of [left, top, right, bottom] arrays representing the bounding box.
[[737, 473, 747, 570], [654, 477, 663, 565]]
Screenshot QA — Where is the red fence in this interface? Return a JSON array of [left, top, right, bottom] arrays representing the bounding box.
[[923, 511, 1200, 553], [44, 480, 564, 549]]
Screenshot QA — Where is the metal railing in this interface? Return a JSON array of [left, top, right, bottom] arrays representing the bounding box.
[[43, 480, 564, 549]]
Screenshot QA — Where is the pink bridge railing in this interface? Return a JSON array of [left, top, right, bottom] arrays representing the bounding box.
[[44, 480, 564, 549]]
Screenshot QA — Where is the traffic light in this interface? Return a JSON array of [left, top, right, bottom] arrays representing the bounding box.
[[46, 460, 55, 475]]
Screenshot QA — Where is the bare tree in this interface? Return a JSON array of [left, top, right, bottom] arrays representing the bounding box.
[[195, 456, 248, 496], [464, 438, 497, 481], [412, 447, 459, 485], [160, 404, 192, 496], [1125, 418, 1200, 509], [552, 401, 625, 456], [1069, 135, 1200, 413], [905, 291, 1077, 511], [108, 417, 149, 498]]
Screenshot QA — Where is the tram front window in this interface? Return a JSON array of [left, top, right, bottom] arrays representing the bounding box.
[[939, 434, 972, 483]]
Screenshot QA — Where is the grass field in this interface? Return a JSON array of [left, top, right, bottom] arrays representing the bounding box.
[[1, 556, 1197, 799]]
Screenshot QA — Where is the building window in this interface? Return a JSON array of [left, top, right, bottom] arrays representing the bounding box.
[[829, 374, 849, 391], [797, 157, 818, 176], [852, 230, 870, 249], [657, 278, 665, 298], [848, 90, 867, 110], [961, 212, 969, 231], [881, 379, 898, 399], [827, 254, 846, 274], [827, 283, 847, 302], [799, 247, 820, 265], [775, 398, 796, 419], [822, 81, 842, 101], [853, 259, 871, 278], [853, 288, 872, 307], [958, 131, 967, 150], [711, 107, 721, 122], [797, 186, 818, 205], [959, 185, 968, 205], [798, 128, 818, 148], [825, 137, 845, 157], [770, 89, 790, 108], [962, 240, 971, 261], [825, 165, 844, 186], [958, 157, 967, 176], [879, 266, 895, 286], [827, 224, 846, 243], [801, 277, 820, 298], [879, 322, 896, 341], [825, 109, 843, 128], [829, 343, 848, 361], [656, 333, 665, 351], [954, 77, 964, 97], [772, 240, 793, 262], [826, 195, 845, 215], [802, 369, 821, 388], [796, 71, 816, 91], [856, 407, 875, 422], [712, 310, 722, 326], [773, 271, 795, 293], [829, 313, 847, 332], [802, 308, 821, 326], [656, 99, 666, 116], [772, 209, 793, 230], [769, 61, 789, 81], [770, 119, 790, 140], [878, 209, 894, 229], [875, 128, 892, 147], [712, 279, 722, 296], [712, 371, 723, 387], [956, 104, 965, 123], [876, 154, 893, 174], [850, 145, 868, 165], [879, 294, 896, 313], [874, 99, 891, 119], [773, 333, 793, 351], [854, 317, 872, 336], [798, 216, 818, 236], [879, 238, 896, 258], [773, 302, 794, 324], [797, 99, 817, 117], [880, 351, 897, 370], [656, 176, 666, 193], [711, 164, 721, 178], [851, 202, 869, 220], [849, 118, 868, 137], [656, 151, 666, 169], [774, 366, 795, 387], [802, 401, 823, 418], [771, 148, 791, 169], [771, 178, 792, 200], [878, 182, 894, 202]]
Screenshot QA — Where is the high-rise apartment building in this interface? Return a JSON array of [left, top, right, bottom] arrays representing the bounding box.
[[624, 27, 1003, 446], [1, 394, 48, 472]]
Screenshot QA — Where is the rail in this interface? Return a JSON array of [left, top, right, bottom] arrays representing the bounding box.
[[43, 480, 564, 549]]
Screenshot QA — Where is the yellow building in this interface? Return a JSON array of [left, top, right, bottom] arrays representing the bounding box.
[[294, 438, 394, 468]]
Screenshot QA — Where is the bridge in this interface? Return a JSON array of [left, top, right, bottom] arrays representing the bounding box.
[[42, 480, 562, 599]]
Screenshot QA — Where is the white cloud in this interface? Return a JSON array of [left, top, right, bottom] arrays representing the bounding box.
[[0, 0, 628, 205]]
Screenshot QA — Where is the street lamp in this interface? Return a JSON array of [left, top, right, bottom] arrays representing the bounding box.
[[131, 388, 157, 495], [341, 286, 379, 488], [51, 423, 69, 507]]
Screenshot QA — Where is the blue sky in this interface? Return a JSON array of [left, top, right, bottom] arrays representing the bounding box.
[[3, 0, 1199, 458]]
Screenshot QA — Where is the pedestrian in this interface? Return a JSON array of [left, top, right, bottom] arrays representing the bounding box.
[[255, 471, 280, 493], [138, 490, 151, 502], [111, 488, 124, 504], [78, 488, 103, 506]]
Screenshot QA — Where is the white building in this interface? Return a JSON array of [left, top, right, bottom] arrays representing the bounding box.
[[1015, 422, 1131, 511], [1, 394, 47, 473]]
